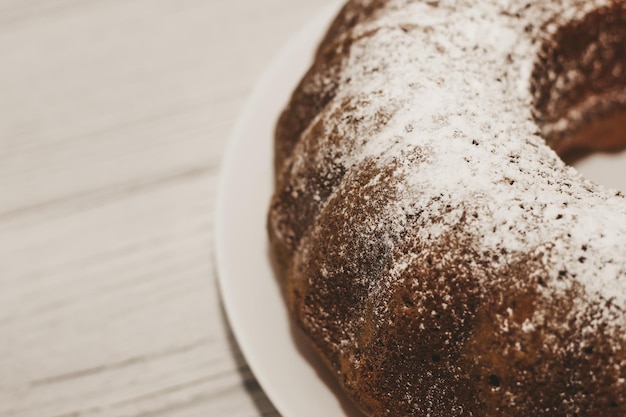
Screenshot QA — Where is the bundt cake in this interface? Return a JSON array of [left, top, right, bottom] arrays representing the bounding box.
[[268, 0, 626, 415]]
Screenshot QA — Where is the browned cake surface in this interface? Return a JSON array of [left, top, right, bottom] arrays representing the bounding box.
[[268, 1, 626, 415]]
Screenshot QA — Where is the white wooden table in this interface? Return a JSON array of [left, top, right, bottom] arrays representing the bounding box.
[[0, 0, 333, 415]]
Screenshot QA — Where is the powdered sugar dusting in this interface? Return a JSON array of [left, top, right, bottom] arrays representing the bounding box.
[[293, 0, 626, 329], [269, 0, 626, 414]]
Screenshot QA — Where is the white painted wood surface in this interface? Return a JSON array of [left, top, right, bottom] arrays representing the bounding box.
[[0, 0, 333, 415]]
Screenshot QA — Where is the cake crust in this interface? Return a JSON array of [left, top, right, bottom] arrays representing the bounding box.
[[268, 1, 626, 415]]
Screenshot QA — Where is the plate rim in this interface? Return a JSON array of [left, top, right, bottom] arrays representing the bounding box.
[[214, 2, 349, 416]]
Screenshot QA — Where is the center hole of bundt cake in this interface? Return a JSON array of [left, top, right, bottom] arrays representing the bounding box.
[[531, 4, 626, 190]]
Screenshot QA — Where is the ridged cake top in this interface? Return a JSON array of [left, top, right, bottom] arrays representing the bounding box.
[[269, 0, 626, 414], [286, 0, 626, 336]]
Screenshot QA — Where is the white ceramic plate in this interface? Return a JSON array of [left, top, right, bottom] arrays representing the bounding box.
[[575, 153, 626, 192], [215, 2, 364, 417], [214, 2, 626, 416]]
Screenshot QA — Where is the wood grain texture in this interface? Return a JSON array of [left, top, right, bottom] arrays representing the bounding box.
[[0, 0, 333, 415]]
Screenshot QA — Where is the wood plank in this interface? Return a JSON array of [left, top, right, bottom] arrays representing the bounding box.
[[0, 0, 335, 415]]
